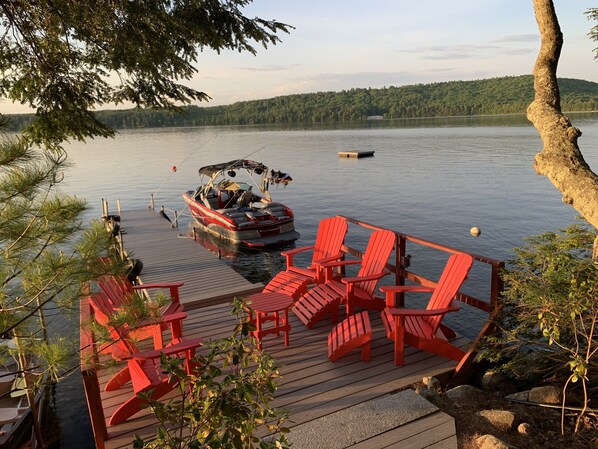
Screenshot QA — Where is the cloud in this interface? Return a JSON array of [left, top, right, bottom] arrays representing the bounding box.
[[235, 65, 287, 72]]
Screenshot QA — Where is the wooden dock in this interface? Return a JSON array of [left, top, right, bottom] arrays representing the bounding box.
[[80, 209, 504, 449], [338, 151, 375, 158], [118, 209, 263, 308]]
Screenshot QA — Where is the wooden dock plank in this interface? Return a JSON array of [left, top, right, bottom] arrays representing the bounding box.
[[118, 209, 263, 308]]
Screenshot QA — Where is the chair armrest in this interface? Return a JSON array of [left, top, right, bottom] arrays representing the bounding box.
[[321, 259, 361, 282], [281, 245, 314, 257], [342, 271, 389, 285], [380, 285, 434, 294], [381, 285, 435, 307], [130, 311, 186, 333], [312, 251, 345, 266], [133, 281, 184, 290], [387, 301, 460, 318], [133, 282, 184, 304], [280, 245, 315, 268], [320, 259, 361, 269], [132, 337, 203, 360]]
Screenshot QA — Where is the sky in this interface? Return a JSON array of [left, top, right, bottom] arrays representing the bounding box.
[[2, 0, 597, 112], [193, 0, 597, 106]]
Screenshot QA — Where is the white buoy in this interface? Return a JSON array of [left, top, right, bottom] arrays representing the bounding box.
[[470, 226, 481, 237]]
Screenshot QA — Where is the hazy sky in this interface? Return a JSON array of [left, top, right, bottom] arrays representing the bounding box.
[[2, 0, 596, 113], [194, 0, 597, 106]]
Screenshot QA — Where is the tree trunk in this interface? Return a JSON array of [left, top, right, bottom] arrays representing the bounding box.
[[527, 0, 598, 257]]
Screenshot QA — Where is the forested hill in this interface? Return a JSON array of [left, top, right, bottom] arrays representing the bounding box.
[[8, 75, 598, 130]]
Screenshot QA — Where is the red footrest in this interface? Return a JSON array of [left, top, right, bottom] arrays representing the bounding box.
[[328, 311, 372, 362]]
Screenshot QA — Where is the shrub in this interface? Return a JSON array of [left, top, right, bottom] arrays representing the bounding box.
[[133, 297, 289, 449], [480, 224, 597, 433]]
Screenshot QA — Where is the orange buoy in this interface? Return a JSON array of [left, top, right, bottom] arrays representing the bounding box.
[[172, 165, 177, 172]]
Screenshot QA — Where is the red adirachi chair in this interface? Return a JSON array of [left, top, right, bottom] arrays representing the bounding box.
[[292, 229, 395, 328], [380, 252, 474, 366], [263, 216, 348, 299]]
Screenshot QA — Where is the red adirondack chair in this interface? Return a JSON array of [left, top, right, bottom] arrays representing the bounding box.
[[97, 272, 184, 316], [380, 252, 474, 366], [263, 216, 348, 299], [87, 292, 201, 426], [88, 291, 187, 391], [293, 229, 395, 328]]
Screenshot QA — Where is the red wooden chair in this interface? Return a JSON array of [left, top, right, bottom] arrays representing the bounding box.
[[263, 216, 348, 299], [88, 292, 187, 391], [87, 292, 202, 426], [293, 229, 395, 328], [380, 252, 474, 366], [97, 273, 184, 316]]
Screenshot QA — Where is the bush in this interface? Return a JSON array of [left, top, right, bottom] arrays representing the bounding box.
[[133, 297, 289, 449], [480, 224, 598, 432]]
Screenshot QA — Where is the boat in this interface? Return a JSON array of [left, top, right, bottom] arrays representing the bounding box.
[[183, 159, 299, 248], [0, 339, 46, 449]]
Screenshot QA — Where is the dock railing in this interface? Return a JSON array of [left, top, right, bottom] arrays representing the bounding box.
[[80, 297, 107, 449], [337, 215, 504, 374]]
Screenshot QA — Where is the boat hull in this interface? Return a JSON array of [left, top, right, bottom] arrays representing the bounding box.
[[183, 193, 299, 248]]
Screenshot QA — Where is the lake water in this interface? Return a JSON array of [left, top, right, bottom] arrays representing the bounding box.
[[54, 113, 598, 447]]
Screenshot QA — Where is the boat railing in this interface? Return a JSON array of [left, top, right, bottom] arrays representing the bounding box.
[[336, 214, 504, 374]]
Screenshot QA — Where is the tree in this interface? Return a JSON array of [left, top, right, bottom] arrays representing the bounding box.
[[0, 2, 291, 446], [0, 0, 291, 148], [527, 0, 598, 257], [0, 139, 116, 446]]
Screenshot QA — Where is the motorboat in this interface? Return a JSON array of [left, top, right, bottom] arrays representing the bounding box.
[[0, 339, 46, 449], [183, 159, 299, 248]]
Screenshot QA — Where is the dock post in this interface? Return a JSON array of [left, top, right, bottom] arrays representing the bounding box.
[[149, 194, 155, 210], [117, 198, 121, 217], [173, 210, 179, 228]]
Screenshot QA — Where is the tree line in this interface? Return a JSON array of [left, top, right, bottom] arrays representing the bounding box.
[[6, 75, 598, 131]]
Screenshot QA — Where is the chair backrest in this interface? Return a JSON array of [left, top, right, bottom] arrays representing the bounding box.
[[97, 274, 134, 308], [425, 253, 474, 331], [356, 229, 395, 295], [311, 217, 348, 265], [88, 292, 139, 358]]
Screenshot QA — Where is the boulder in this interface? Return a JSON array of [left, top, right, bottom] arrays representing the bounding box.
[[528, 386, 561, 404], [505, 391, 529, 402], [422, 376, 441, 390], [480, 371, 516, 394], [517, 422, 532, 435], [445, 384, 488, 406], [476, 434, 516, 449], [415, 385, 440, 405], [477, 410, 518, 430]]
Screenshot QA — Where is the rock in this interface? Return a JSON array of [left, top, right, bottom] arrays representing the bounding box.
[[445, 384, 488, 405], [505, 390, 529, 402], [422, 376, 440, 390], [517, 422, 531, 435], [529, 386, 561, 404], [480, 371, 516, 394], [476, 434, 516, 449], [415, 386, 440, 405], [477, 410, 518, 430]]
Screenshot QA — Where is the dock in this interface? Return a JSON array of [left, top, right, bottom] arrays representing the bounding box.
[[82, 210, 503, 449], [338, 151, 375, 158], [118, 209, 263, 308]]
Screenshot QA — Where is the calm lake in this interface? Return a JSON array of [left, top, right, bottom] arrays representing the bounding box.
[[55, 113, 598, 447]]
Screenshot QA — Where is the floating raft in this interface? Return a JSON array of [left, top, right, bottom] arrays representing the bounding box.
[[338, 151, 375, 158]]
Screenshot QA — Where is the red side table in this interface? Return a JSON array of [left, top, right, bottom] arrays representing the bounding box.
[[246, 292, 293, 349]]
